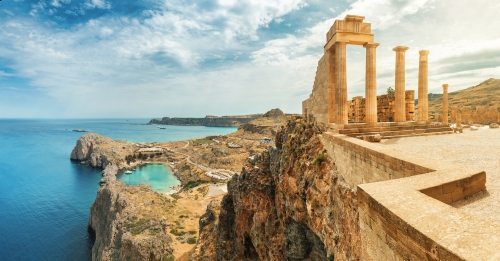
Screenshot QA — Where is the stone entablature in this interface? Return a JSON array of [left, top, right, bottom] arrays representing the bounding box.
[[303, 15, 430, 130]]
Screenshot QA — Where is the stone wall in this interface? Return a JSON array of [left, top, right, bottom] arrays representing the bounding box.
[[320, 132, 495, 260], [347, 90, 415, 123], [302, 55, 329, 126], [449, 105, 500, 124]]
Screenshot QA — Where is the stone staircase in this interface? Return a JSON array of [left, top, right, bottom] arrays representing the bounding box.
[[331, 122, 454, 139]]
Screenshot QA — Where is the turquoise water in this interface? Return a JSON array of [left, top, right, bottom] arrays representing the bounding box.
[[0, 119, 236, 261], [117, 164, 180, 193]]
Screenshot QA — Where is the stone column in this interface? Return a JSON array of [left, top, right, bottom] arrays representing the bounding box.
[[335, 41, 349, 125], [327, 48, 336, 123], [442, 84, 449, 124], [364, 42, 380, 123], [418, 50, 430, 121], [393, 46, 409, 122]]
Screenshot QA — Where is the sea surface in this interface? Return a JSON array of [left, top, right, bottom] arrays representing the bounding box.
[[0, 119, 236, 261]]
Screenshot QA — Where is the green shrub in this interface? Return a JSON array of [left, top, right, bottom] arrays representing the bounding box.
[[313, 153, 324, 166], [187, 237, 197, 244], [182, 180, 208, 190], [188, 230, 197, 235]]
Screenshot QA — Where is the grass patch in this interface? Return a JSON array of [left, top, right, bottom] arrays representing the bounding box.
[[193, 139, 214, 145], [171, 194, 182, 200], [124, 218, 153, 235], [188, 230, 197, 235], [187, 237, 197, 244], [170, 229, 186, 236]]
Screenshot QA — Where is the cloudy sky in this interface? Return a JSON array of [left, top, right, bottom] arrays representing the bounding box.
[[1, 0, 499, 118]]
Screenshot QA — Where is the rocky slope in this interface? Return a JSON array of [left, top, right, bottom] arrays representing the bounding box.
[[89, 181, 175, 261], [228, 108, 287, 140], [426, 78, 500, 113], [192, 119, 360, 260]]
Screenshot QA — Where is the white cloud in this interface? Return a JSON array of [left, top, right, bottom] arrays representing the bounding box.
[[85, 0, 111, 10], [1, 0, 500, 118]]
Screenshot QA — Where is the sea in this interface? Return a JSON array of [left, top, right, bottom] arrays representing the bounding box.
[[0, 119, 236, 261]]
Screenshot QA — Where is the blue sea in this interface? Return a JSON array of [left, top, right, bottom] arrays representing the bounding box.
[[0, 119, 236, 261]]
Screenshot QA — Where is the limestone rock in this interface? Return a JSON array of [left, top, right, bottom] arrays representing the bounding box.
[[362, 134, 382, 142], [89, 181, 174, 261], [192, 121, 359, 260], [471, 126, 479, 131], [490, 123, 499, 128], [263, 108, 284, 118]]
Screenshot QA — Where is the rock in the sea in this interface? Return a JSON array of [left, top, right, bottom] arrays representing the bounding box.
[[89, 181, 174, 261]]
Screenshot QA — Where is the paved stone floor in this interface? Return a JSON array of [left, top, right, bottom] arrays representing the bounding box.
[[376, 126, 500, 224]]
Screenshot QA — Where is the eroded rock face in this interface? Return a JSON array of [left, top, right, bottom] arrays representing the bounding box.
[[193, 121, 361, 260], [89, 181, 174, 261]]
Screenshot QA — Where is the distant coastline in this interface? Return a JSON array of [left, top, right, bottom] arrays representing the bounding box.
[[148, 113, 263, 127]]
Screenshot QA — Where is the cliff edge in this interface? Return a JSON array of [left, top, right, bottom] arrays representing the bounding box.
[[89, 181, 175, 261], [70, 133, 135, 184], [191, 119, 360, 260]]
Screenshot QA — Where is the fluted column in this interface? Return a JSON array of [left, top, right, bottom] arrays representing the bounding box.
[[327, 48, 336, 123], [442, 84, 449, 124], [335, 41, 348, 125], [418, 50, 430, 121], [364, 42, 380, 123], [393, 46, 409, 122]]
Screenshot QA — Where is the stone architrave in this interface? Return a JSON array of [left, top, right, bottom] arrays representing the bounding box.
[[364, 42, 380, 123], [442, 84, 449, 124], [418, 50, 430, 121], [393, 46, 409, 122], [335, 40, 349, 125]]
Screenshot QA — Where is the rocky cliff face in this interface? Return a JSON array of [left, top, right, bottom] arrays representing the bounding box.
[[70, 133, 135, 184], [89, 181, 175, 261], [192, 120, 360, 260]]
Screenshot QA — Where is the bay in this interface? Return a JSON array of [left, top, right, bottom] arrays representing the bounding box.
[[0, 119, 236, 261]]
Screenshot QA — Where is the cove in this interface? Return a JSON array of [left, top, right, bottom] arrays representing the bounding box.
[[116, 164, 180, 193]]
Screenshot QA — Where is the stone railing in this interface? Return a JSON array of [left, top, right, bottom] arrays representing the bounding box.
[[320, 133, 497, 260]]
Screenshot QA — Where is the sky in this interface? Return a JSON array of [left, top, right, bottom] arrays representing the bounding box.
[[0, 0, 499, 118]]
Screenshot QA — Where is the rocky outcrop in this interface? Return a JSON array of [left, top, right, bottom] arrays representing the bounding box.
[[89, 181, 175, 261], [70, 133, 135, 184], [149, 114, 263, 127], [192, 120, 361, 260]]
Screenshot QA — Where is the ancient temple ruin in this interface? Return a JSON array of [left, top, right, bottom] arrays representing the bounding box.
[[302, 15, 451, 138]]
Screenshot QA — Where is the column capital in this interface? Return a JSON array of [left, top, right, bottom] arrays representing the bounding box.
[[442, 84, 449, 87], [363, 42, 380, 48], [419, 50, 430, 61], [419, 50, 430, 55], [393, 46, 409, 52]]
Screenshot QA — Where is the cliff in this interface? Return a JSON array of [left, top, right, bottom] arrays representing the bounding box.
[[149, 114, 263, 127], [89, 181, 175, 261], [192, 119, 360, 260], [70, 133, 137, 184]]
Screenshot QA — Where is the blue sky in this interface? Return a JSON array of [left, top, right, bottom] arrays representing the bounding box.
[[1, 0, 499, 118]]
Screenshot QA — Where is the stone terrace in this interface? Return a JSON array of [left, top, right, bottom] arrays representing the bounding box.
[[376, 127, 500, 224]]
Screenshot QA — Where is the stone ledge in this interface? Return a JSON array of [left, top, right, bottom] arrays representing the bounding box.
[[337, 130, 496, 260]]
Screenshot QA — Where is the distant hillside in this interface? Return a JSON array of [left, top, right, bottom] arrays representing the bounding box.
[[148, 114, 263, 127], [426, 78, 500, 114]]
